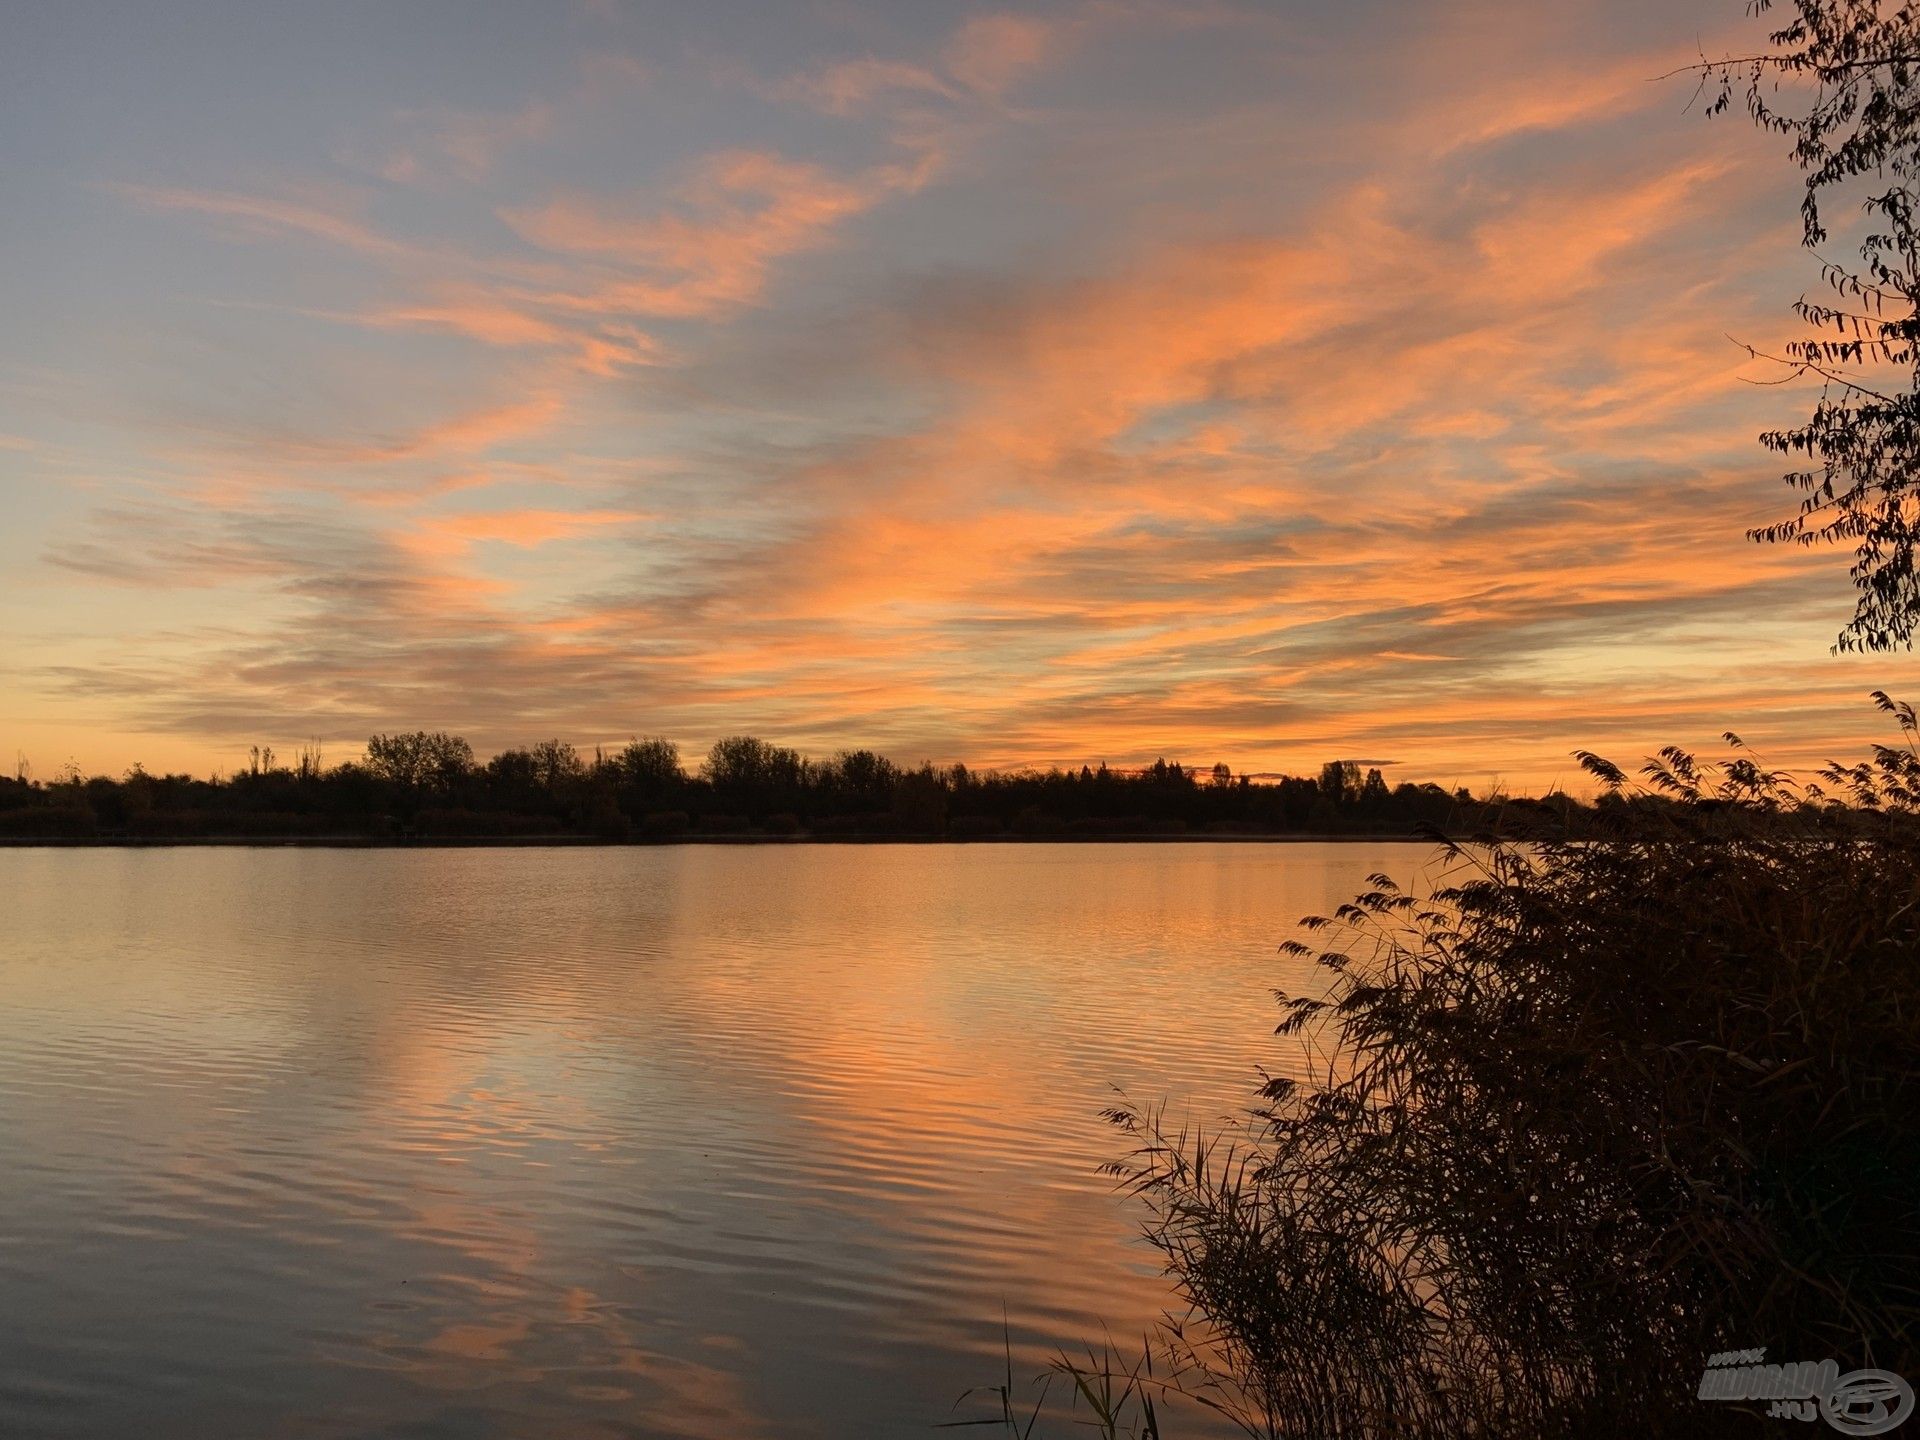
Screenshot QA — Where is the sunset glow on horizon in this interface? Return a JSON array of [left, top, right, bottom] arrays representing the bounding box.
[[6, 0, 1916, 790]]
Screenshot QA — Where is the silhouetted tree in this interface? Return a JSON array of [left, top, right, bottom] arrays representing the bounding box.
[[615, 738, 681, 790], [1703, 0, 1920, 647], [1145, 758, 1192, 787], [891, 764, 949, 833], [1360, 766, 1390, 811], [1318, 760, 1362, 806], [527, 739, 586, 791], [365, 731, 474, 794], [824, 748, 897, 804], [702, 736, 806, 811]]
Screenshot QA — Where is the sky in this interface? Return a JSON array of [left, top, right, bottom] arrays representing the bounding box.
[[4, 0, 1917, 792]]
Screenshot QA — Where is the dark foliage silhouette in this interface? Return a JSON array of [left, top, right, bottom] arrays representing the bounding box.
[[1697, 0, 1920, 648], [1019, 706, 1920, 1439]]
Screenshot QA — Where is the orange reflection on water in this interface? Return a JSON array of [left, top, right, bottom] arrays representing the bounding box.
[[0, 842, 1430, 1437]]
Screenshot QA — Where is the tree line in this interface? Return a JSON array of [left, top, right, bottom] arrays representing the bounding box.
[[0, 730, 1575, 842]]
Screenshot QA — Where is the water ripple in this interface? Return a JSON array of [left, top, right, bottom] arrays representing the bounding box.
[[0, 842, 1434, 1438]]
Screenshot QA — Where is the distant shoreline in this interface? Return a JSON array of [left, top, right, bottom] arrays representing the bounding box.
[[0, 831, 1438, 850]]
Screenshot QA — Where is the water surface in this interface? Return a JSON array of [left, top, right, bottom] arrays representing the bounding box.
[[0, 842, 1429, 1438]]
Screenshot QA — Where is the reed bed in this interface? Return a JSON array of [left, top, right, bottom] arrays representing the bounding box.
[[967, 699, 1920, 1437]]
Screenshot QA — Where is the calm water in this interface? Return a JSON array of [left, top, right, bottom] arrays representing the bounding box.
[[0, 842, 1429, 1438]]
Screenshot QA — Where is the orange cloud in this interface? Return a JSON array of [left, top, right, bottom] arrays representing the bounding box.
[[399, 507, 649, 559], [943, 12, 1058, 95], [780, 57, 961, 115], [503, 150, 881, 318]]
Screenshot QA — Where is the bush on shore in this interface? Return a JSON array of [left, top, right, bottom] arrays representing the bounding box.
[[1005, 701, 1920, 1438]]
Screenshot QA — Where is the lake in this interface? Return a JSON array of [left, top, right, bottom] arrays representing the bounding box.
[[0, 842, 1432, 1438]]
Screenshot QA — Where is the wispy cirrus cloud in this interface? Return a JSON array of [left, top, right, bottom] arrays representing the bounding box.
[[777, 9, 1064, 114], [109, 181, 430, 262], [365, 99, 559, 185], [501, 149, 892, 317]]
